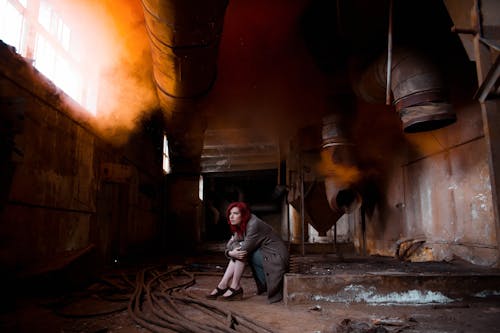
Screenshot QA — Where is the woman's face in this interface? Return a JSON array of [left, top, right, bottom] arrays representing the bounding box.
[[229, 207, 242, 226]]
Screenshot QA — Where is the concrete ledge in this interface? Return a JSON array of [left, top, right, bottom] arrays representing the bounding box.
[[284, 271, 500, 305]]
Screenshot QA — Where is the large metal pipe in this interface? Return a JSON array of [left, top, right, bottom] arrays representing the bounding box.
[[354, 47, 456, 133], [141, 0, 228, 100], [320, 114, 362, 215], [288, 114, 361, 241], [141, 0, 229, 172]]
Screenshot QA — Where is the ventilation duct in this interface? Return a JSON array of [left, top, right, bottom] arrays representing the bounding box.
[[320, 113, 362, 216], [289, 114, 362, 240], [141, 0, 229, 171], [353, 47, 456, 133]]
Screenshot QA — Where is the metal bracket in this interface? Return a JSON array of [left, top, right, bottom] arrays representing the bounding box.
[[474, 54, 500, 102]]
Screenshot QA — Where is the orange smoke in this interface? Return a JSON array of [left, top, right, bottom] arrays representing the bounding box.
[[316, 148, 361, 186], [53, 0, 158, 145]]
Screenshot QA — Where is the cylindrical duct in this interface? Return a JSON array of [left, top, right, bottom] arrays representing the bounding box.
[[141, 0, 229, 172], [289, 113, 362, 240], [141, 0, 228, 99], [320, 114, 362, 214], [355, 48, 456, 133]]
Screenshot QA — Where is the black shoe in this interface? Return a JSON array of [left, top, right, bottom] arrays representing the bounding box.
[[221, 287, 243, 301], [206, 287, 228, 300]]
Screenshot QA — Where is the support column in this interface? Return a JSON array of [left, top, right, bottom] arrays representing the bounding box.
[[472, 17, 500, 266]]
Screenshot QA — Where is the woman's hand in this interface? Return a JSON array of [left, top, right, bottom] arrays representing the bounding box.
[[229, 248, 247, 260]]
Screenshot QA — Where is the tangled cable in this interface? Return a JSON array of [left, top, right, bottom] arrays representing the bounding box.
[[128, 265, 276, 333]]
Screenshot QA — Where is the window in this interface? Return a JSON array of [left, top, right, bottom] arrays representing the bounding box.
[[162, 134, 171, 174], [199, 175, 204, 201], [0, 0, 98, 114], [0, 0, 25, 53]]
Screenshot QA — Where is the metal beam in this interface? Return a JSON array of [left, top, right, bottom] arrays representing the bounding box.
[[472, 4, 500, 266]]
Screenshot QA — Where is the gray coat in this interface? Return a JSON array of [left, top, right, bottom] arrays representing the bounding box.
[[227, 214, 289, 303]]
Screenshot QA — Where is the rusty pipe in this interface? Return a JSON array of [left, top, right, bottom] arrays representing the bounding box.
[[354, 47, 456, 133], [320, 114, 362, 216], [140, 0, 229, 172]]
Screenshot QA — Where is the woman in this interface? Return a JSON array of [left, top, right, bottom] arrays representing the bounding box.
[[206, 202, 289, 303]]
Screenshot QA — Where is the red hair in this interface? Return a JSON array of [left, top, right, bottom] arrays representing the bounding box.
[[226, 201, 251, 237]]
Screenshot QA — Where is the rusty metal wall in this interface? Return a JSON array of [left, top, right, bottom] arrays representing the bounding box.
[[401, 136, 496, 265], [0, 54, 95, 267], [0, 43, 163, 270], [367, 85, 499, 266]]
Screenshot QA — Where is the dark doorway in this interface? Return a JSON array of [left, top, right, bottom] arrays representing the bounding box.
[[202, 169, 279, 241], [92, 182, 129, 264]]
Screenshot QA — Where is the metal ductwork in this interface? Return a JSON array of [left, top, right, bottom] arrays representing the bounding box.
[[288, 113, 362, 240], [141, 0, 229, 172], [354, 47, 457, 133], [320, 113, 362, 216]]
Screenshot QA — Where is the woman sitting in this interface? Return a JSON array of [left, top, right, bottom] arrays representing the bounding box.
[[206, 201, 289, 303]]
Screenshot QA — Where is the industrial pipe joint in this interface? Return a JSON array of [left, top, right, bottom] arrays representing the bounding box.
[[320, 114, 362, 215], [354, 47, 457, 133]]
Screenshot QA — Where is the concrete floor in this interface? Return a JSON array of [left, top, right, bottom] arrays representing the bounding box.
[[1, 252, 500, 333]]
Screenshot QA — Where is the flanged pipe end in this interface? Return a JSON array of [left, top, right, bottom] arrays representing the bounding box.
[[399, 103, 456, 133]]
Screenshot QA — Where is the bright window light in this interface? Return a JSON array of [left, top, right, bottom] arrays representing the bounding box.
[[199, 175, 204, 201], [53, 54, 83, 103], [163, 134, 171, 174], [0, 0, 24, 52], [0, 0, 98, 115], [34, 1, 85, 104], [38, 1, 51, 32], [34, 35, 55, 78]]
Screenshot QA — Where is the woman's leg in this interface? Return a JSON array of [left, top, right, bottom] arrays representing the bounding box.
[[249, 249, 267, 293], [208, 259, 245, 298], [218, 260, 237, 289], [223, 259, 245, 296], [209, 259, 240, 296]]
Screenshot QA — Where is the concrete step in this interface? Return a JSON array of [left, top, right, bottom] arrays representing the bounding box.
[[284, 255, 500, 306]]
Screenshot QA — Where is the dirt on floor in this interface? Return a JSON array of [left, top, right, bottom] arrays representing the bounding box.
[[1, 254, 500, 333]]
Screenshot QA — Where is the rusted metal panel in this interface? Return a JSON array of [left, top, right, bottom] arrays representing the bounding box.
[[403, 137, 496, 264], [451, 139, 495, 246]]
